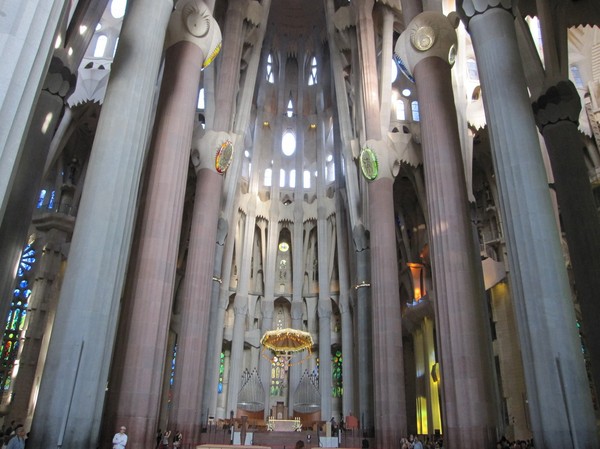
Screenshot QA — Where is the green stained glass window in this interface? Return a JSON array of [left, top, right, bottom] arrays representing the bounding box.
[[332, 350, 343, 398]]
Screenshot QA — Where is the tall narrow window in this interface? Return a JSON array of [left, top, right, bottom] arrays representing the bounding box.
[[395, 99, 406, 121], [280, 169, 286, 187], [264, 168, 272, 187], [308, 56, 318, 86], [332, 350, 343, 398], [286, 98, 294, 118], [197, 88, 205, 110], [266, 54, 275, 84], [94, 35, 108, 57], [218, 352, 225, 393], [0, 242, 37, 392], [303, 170, 311, 189], [571, 65, 584, 89], [411, 100, 420, 122], [290, 169, 296, 188]]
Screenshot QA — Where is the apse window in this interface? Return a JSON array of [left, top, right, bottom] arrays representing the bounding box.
[[280, 169, 286, 188], [290, 169, 296, 188], [282, 131, 296, 156], [303, 170, 311, 189], [308, 56, 318, 86], [467, 59, 479, 81], [266, 54, 275, 84], [286, 98, 294, 118], [197, 88, 205, 110]]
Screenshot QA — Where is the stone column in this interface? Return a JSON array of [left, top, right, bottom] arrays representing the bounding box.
[[354, 1, 406, 444], [28, 0, 173, 447], [456, 2, 598, 448], [352, 226, 373, 434], [105, 3, 221, 448], [395, 11, 497, 448], [533, 80, 600, 400], [6, 215, 74, 428]]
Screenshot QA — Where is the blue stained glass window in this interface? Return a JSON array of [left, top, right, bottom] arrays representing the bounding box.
[[37, 190, 47, 209], [1, 241, 37, 390]]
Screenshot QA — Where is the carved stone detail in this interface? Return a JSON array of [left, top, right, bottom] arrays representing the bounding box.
[[394, 11, 459, 78], [457, 0, 514, 23], [166, 0, 222, 68], [43, 55, 76, 100], [532, 80, 582, 131]]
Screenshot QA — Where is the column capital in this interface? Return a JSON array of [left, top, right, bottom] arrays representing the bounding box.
[[43, 53, 77, 101], [532, 80, 582, 132], [165, 0, 222, 68], [191, 129, 237, 173], [394, 11, 459, 78], [456, 0, 515, 27]]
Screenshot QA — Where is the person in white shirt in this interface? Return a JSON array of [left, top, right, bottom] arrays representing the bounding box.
[[112, 426, 128, 449]]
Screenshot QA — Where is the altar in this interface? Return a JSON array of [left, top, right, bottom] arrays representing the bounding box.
[[266, 417, 302, 432]]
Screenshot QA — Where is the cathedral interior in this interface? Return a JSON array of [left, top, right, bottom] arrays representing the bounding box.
[[1, 0, 600, 448]]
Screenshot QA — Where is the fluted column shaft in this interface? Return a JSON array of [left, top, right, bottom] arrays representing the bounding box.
[[457, 3, 598, 448], [533, 80, 600, 400], [28, 1, 173, 447], [7, 218, 73, 428], [355, 0, 406, 445], [413, 47, 496, 448], [106, 34, 206, 449]]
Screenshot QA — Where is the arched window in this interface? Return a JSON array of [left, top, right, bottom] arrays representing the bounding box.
[[303, 170, 311, 189], [411, 100, 420, 122], [280, 169, 286, 187], [94, 35, 108, 57], [264, 168, 272, 187], [266, 54, 275, 84], [197, 88, 205, 110], [395, 99, 406, 121], [308, 56, 318, 86]]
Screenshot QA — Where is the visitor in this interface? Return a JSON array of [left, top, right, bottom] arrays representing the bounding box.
[[294, 440, 305, 449], [161, 429, 171, 448], [5, 427, 25, 449], [173, 430, 182, 448], [112, 426, 128, 449]]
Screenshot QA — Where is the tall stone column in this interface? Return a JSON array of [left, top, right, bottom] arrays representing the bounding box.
[[6, 215, 74, 428], [354, 0, 406, 444], [104, 3, 221, 448], [352, 226, 373, 434], [456, 2, 598, 448], [395, 11, 497, 448], [28, 0, 174, 447], [533, 80, 600, 399]]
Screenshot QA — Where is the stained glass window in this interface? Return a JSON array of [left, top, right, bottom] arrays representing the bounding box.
[[0, 242, 37, 391], [332, 350, 343, 398], [270, 356, 286, 396], [308, 56, 318, 86], [218, 352, 225, 393]]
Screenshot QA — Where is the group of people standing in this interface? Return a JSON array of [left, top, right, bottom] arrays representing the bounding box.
[[1, 421, 26, 449], [156, 429, 183, 448]]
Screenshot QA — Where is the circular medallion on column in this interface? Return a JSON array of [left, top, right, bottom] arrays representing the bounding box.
[[359, 147, 378, 181], [215, 139, 234, 174]]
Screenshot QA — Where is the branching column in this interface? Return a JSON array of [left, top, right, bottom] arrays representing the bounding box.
[[106, 3, 220, 448], [457, 2, 598, 448], [28, 1, 173, 447], [395, 11, 497, 448], [354, 0, 406, 444]]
